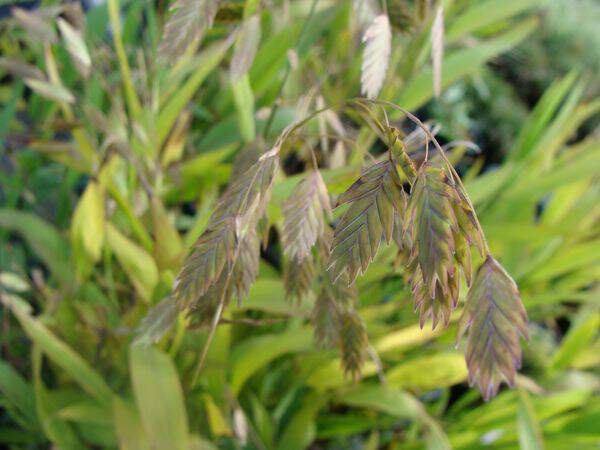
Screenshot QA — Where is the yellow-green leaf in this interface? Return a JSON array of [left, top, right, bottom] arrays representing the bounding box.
[[129, 345, 189, 450], [106, 223, 158, 302]]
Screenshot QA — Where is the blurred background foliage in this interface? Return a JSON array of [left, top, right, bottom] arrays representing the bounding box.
[[0, 0, 598, 449]]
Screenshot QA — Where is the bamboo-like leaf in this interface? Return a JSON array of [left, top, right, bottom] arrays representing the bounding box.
[[106, 224, 159, 302], [158, 0, 219, 63], [151, 196, 184, 271], [457, 256, 529, 401], [282, 170, 331, 261], [361, 14, 391, 99], [328, 160, 404, 284], [431, 6, 444, 97], [70, 181, 105, 271], [173, 149, 278, 307], [339, 309, 368, 381]]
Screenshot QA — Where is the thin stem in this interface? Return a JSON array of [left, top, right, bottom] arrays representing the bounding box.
[[262, 0, 320, 138]]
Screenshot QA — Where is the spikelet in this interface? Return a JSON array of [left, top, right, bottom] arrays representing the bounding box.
[[328, 159, 405, 284], [282, 170, 331, 261], [284, 255, 315, 303], [404, 162, 481, 328], [173, 148, 278, 314], [457, 256, 529, 400], [312, 271, 356, 349], [282, 170, 331, 302], [339, 309, 368, 381], [389, 127, 418, 183], [405, 163, 458, 302], [360, 14, 392, 99], [158, 0, 219, 63], [431, 6, 444, 97]]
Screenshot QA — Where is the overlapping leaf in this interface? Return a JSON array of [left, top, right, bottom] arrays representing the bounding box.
[[158, 0, 219, 63], [328, 159, 404, 284], [457, 256, 529, 400]]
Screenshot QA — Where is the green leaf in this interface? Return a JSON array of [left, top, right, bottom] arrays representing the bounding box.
[[230, 329, 312, 395], [106, 223, 158, 302], [446, 0, 545, 43], [395, 18, 538, 112], [151, 196, 184, 271], [386, 353, 468, 391], [57, 400, 113, 426], [275, 394, 326, 450], [0, 359, 37, 428], [71, 181, 105, 275], [517, 389, 545, 450], [158, 38, 232, 146], [231, 75, 256, 143], [112, 397, 150, 450], [0, 208, 71, 286], [340, 384, 422, 419], [509, 71, 578, 162], [129, 345, 189, 450], [31, 347, 84, 450], [339, 385, 450, 449], [2, 294, 113, 407], [549, 310, 599, 370]]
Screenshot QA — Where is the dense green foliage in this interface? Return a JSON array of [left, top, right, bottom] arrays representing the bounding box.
[[0, 1, 598, 449]]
